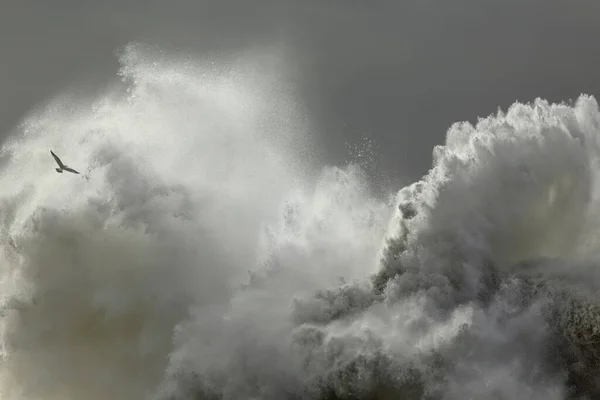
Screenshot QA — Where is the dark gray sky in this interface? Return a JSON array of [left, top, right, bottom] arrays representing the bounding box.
[[3, 0, 600, 180]]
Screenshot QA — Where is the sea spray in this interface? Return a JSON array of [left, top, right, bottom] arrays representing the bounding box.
[[158, 96, 600, 399], [2, 43, 600, 400], [0, 43, 325, 400]]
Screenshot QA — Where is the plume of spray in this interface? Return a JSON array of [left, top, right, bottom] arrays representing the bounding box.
[[0, 42, 373, 399], [157, 95, 600, 400], [3, 40, 600, 400]]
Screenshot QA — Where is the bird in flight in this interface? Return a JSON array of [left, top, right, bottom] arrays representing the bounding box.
[[50, 150, 80, 174]]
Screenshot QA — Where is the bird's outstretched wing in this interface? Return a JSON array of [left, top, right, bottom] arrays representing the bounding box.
[[62, 166, 80, 175], [50, 151, 65, 168]]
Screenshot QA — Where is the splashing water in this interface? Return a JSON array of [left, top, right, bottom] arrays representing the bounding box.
[[1, 43, 600, 400]]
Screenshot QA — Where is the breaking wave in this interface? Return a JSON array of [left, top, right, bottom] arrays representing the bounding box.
[[1, 43, 600, 400]]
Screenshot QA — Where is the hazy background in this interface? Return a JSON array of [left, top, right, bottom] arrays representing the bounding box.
[[2, 0, 600, 178]]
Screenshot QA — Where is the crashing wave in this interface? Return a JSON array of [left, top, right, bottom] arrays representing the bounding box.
[[1, 43, 600, 400]]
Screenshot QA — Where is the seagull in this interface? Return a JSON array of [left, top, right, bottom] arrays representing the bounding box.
[[50, 150, 80, 174]]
